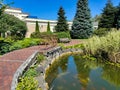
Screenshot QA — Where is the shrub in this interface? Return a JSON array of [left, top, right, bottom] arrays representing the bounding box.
[[0, 37, 12, 55], [31, 32, 58, 46], [31, 32, 54, 39], [55, 31, 71, 39], [30, 32, 41, 38], [38, 32, 55, 38], [16, 76, 39, 90], [9, 38, 41, 51], [93, 28, 111, 36]]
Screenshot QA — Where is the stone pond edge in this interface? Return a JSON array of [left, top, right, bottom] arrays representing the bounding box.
[[11, 47, 82, 90]]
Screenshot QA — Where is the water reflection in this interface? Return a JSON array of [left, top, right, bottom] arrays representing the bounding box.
[[45, 54, 120, 90], [102, 65, 120, 87]]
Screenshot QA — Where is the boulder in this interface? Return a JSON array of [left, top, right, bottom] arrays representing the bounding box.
[[59, 38, 70, 43]]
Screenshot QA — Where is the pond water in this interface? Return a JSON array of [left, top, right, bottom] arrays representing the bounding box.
[[45, 54, 120, 90]]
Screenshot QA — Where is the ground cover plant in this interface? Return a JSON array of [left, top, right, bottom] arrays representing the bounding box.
[[16, 54, 44, 90]]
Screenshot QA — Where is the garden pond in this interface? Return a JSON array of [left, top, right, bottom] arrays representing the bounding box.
[[45, 54, 120, 90]]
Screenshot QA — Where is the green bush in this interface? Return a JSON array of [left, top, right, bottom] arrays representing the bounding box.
[[93, 28, 111, 36], [31, 32, 54, 39], [39, 32, 55, 38], [9, 38, 41, 51], [30, 32, 41, 38], [31, 32, 58, 45], [16, 76, 39, 90], [55, 31, 71, 39], [0, 37, 12, 55], [37, 54, 45, 63]]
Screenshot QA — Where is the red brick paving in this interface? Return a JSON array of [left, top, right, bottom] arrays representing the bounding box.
[[0, 40, 80, 90], [0, 45, 51, 90], [0, 61, 22, 90]]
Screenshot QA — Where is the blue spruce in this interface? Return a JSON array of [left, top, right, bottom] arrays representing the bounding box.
[[70, 0, 93, 39]]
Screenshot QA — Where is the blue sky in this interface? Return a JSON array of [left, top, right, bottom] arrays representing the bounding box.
[[6, 0, 120, 20]]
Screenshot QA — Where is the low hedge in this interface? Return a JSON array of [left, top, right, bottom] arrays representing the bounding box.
[[54, 31, 71, 39], [31, 31, 71, 39]]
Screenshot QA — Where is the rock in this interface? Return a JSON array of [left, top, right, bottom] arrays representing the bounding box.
[[59, 38, 70, 43], [36, 66, 44, 73]]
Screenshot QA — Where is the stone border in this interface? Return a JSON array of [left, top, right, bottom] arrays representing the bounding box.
[[11, 51, 38, 90], [37, 48, 82, 90], [11, 47, 82, 90]]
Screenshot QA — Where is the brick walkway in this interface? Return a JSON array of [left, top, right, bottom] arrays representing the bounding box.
[[0, 45, 52, 90], [0, 40, 81, 90]]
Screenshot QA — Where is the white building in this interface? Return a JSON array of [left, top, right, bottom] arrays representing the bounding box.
[[92, 22, 98, 30], [5, 7, 98, 37], [5, 7, 72, 37]]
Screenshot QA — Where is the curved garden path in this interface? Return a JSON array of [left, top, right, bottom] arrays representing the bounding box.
[[0, 39, 81, 90]]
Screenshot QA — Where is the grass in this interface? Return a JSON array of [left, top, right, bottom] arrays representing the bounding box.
[[84, 30, 120, 62], [37, 54, 45, 63]]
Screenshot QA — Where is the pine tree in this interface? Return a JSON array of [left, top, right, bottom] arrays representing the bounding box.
[[35, 21, 39, 32], [47, 22, 51, 32], [98, 0, 117, 28], [116, 3, 120, 30], [55, 6, 69, 32], [70, 0, 93, 39]]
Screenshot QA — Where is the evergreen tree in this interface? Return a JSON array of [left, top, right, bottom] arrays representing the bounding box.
[[55, 6, 69, 32], [47, 22, 51, 32], [70, 0, 93, 39], [98, 0, 117, 28], [116, 3, 120, 30], [35, 21, 39, 32]]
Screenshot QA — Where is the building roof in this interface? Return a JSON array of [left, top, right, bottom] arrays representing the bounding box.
[[27, 16, 38, 19], [6, 7, 22, 11]]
